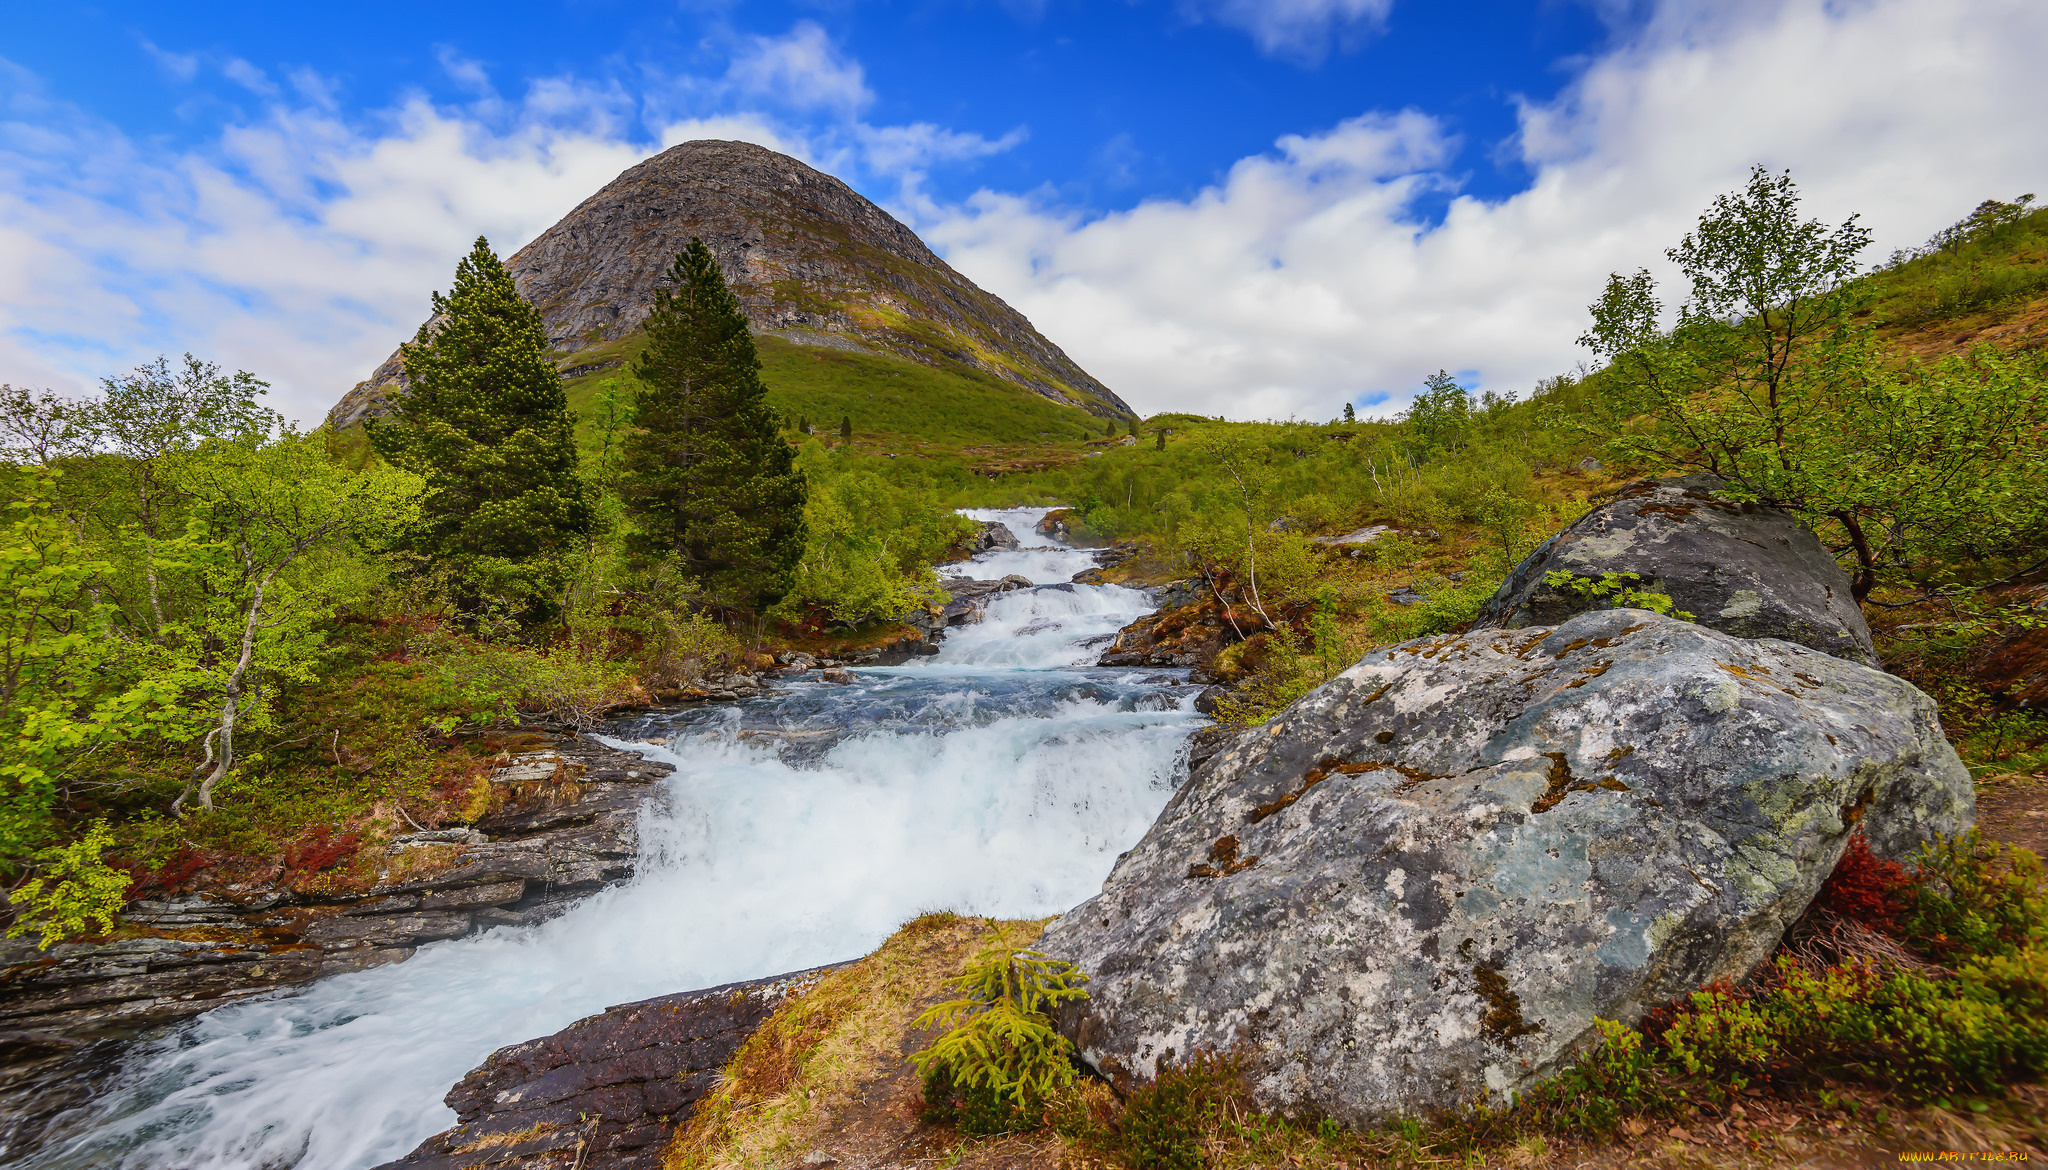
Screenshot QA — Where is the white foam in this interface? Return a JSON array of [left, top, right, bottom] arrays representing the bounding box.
[[951, 507, 1093, 584]]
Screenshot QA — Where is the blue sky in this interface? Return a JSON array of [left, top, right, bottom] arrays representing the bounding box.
[[4, 1, 2046, 423], [10, 1, 1609, 210]]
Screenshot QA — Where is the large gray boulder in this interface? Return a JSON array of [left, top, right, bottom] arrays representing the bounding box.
[[1475, 474, 1876, 665], [1041, 608, 1970, 1124]]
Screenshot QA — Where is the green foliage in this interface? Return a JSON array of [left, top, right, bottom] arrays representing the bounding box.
[[369, 236, 595, 622], [166, 432, 422, 812], [414, 626, 630, 731], [776, 443, 969, 626], [1508, 1018, 1660, 1136], [1578, 168, 2048, 598], [912, 930, 1089, 1131], [1107, 1053, 1246, 1170], [1402, 369, 1472, 455], [1902, 830, 2048, 962], [621, 237, 807, 612], [5, 820, 130, 947], [0, 494, 162, 859], [1542, 570, 1695, 621], [1871, 197, 2048, 326]]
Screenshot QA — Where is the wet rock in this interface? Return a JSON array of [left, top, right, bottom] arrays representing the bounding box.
[[819, 668, 856, 685], [0, 735, 670, 1044], [963, 520, 1020, 555], [1193, 685, 1231, 717], [1181, 724, 1243, 774], [1151, 580, 1201, 610], [1475, 474, 1876, 665], [1098, 594, 1237, 671], [937, 575, 1033, 627], [303, 910, 476, 950], [376, 966, 841, 1170], [1043, 608, 1971, 1124]]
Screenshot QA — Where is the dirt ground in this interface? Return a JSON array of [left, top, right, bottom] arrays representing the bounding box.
[[1977, 772, 2048, 861]]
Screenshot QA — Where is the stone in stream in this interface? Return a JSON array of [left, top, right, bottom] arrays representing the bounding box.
[[1474, 473, 1877, 665], [1041, 608, 1971, 1124], [961, 519, 1020, 555], [375, 966, 840, 1170]]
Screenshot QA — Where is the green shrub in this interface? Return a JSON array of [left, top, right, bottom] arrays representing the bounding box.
[[1903, 830, 2048, 961], [912, 930, 1089, 1134], [1542, 569, 1695, 621], [1508, 1018, 1663, 1136], [1105, 1051, 1246, 1170], [6, 821, 131, 947]]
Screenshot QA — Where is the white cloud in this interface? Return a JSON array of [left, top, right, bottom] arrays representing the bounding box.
[[0, 25, 1021, 425], [0, 67, 653, 421], [726, 21, 873, 115], [918, 0, 2048, 420], [1182, 0, 1395, 61], [221, 58, 278, 97], [5, 1, 2041, 429]]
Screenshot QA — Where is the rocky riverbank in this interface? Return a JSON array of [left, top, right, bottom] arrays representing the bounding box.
[[0, 734, 672, 1161], [377, 966, 840, 1170]]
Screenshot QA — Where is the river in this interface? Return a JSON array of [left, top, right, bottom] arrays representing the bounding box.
[[20, 508, 1203, 1170]]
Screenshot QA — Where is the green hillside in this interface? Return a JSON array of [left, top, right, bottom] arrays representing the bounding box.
[[557, 332, 1109, 457]]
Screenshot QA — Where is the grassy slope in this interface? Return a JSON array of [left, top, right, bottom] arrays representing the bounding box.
[[555, 332, 1109, 481]]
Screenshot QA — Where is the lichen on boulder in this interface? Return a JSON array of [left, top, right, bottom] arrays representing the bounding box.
[[1041, 608, 1971, 1125], [1474, 474, 1877, 665]]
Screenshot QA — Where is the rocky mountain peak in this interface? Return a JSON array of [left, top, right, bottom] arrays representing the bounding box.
[[329, 139, 1128, 429]]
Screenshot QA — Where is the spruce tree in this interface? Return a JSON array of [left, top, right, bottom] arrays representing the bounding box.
[[1343, 402, 1357, 423], [369, 236, 593, 621], [839, 415, 853, 440], [621, 237, 807, 611]]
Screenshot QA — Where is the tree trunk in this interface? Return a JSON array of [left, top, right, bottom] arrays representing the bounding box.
[[1832, 510, 1879, 602]]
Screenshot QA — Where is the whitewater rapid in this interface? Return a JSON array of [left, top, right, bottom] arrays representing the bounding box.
[[23, 509, 1202, 1170]]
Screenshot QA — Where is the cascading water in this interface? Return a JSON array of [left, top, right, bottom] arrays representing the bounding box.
[[21, 508, 1202, 1170]]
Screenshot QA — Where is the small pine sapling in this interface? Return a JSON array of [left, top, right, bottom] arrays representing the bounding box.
[[913, 931, 1089, 1133]]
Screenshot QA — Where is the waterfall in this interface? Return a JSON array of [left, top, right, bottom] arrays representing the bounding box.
[[23, 509, 1200, 1170]]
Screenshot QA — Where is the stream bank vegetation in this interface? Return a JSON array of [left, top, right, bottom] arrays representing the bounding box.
[[660, 830, 2046, 1170]]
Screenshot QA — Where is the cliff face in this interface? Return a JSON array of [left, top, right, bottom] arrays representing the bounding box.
[[329, 140, 1129, 428]]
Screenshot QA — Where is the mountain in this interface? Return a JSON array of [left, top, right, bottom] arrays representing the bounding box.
[[328, 140, 1130, 430]]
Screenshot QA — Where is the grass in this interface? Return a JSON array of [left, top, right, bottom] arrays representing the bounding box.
[[664, 912, 1032, 1170], [555, 332, 1111, 463]]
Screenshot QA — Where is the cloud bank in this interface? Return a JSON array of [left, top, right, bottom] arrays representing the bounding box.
[[1, 0, 2044, 426], [926, 0, 2048, 420]]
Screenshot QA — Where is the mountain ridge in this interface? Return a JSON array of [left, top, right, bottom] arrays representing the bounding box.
[[328, 140, 1129, 429]]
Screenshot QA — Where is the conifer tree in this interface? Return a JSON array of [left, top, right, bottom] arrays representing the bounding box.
[[621, 237, 807, 611], [1342, 402, 1357, 423], [369, 237, 593, 622], [840, 415, 853, 440], [1155, 428, 1166, 451]]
